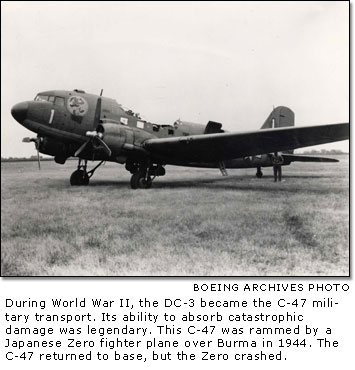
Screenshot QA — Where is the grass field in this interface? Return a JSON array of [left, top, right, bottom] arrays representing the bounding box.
[[1, 156, 349, 276]]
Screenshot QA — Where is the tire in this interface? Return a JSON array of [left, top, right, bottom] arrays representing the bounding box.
[[138, 176, 152, 189], [82, 173, 89, 185], [130, 172, 141, 189], [70, 170, 81, 185], [70, 170, 89, 186]]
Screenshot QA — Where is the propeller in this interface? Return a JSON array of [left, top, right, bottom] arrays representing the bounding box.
[[74, 95, 112, 158], [22, 137, 42, 170], [74, 131, 112, 157]]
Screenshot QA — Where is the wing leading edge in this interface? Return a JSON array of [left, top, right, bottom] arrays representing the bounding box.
[[144, 123, 349, 163]]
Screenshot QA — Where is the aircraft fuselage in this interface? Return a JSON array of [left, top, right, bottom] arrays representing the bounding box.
[[11, 89, 279, 168], [12, 89, 345, 189]]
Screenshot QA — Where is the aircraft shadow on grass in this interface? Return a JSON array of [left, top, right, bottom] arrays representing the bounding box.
[[152, 177, 339, 194], [48, 174, 342, 195]]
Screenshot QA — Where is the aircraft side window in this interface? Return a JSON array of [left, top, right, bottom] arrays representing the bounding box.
[[48, 96, 55, 103], [120, 117, 128, 125], [152, 125, 159, 132], [168, 129, 174, 135], [55, 97, 65, 107]]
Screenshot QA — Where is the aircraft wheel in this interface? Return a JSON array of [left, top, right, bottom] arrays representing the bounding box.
[[130, 172, 141, 189], [138, 176, 152, 189], [256, 168, 263, 178], [70, 170, 89, 186], [82, 174, 89, 185]]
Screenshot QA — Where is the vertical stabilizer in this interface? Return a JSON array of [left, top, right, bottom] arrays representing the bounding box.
[[261, 106, 295, 129], [261, 106, 295, 153]]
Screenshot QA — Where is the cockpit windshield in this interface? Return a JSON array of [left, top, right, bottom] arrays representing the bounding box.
[[34, 94, 65, 107], [34, 94, 49, 102]]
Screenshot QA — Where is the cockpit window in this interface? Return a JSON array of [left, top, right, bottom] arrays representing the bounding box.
[[35, 95, 65, 106], [55, 97, 65, 106], [35, 95, 49, 102]]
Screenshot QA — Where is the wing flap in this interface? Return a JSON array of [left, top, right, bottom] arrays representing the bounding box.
[[144, 123, 349, 162]]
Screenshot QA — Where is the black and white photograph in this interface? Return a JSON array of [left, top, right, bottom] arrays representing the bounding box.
[[1, 1, 349, 277]]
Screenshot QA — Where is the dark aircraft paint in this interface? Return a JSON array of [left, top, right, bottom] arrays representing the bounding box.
[[11, 89, 348, 189]]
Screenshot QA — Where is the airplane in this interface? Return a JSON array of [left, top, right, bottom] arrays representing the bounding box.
[[11, 89, 349, 189]]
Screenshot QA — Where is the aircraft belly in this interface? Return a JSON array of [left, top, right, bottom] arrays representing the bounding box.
[[225, 157, 269, 168], [224, 159, 272, 168]]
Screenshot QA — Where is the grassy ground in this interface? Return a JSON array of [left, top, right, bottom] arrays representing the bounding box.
[[1, 156, 349, 276]]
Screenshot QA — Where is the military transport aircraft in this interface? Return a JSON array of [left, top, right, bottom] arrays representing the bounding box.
[[11, 89, 349, 189]]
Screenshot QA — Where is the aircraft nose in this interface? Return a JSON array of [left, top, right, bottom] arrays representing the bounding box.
[[11, 102, 28, 123]]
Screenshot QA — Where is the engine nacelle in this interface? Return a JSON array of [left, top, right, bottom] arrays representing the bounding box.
[[97, 123, 155, 153], [38, 137, 72, 158]]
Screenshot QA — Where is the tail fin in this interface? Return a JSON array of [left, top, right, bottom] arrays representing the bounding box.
[[261, 106, 295, 129], [261, 106, 295, 154]]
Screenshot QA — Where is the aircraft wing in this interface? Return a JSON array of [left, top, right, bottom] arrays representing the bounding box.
[[282, 154, 340, 163], [144, 123, 349, 163]]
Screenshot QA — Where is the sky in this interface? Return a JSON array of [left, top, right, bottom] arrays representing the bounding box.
[[1, 1, 349, 157]]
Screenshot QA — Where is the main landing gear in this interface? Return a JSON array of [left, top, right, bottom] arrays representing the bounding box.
[[130, 171, 152, 189], [126, 161, 166, 189], [70, 159, 104, 186], [256, 166, 263, 178]]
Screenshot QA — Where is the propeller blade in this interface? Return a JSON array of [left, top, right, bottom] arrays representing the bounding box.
[[94, 136, 112, 157], [23, 137, 41, 169], [74, 139, 90, 157], [94, 96, 102, 128], [73, 98, 111, 158], [34, 138, 41, 150], [37, 149, 41, 170]]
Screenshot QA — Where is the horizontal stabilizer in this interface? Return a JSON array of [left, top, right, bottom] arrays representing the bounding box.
[[282, 154, 339, 163]]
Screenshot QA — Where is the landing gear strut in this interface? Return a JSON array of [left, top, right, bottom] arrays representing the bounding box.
[[70, 159, 104, 186], [256, 166, 263, 178]]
